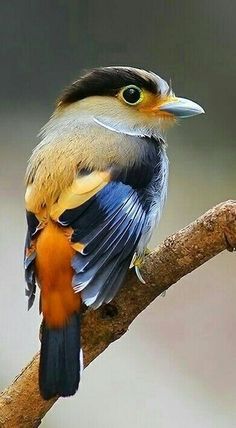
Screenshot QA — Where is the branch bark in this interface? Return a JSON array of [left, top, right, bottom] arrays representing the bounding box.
[[0, 200, 235, 428]]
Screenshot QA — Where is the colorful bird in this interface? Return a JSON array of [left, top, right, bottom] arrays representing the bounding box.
[[24, 66, 204, 400]]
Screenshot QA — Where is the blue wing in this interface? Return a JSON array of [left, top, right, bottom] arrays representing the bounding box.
[[59, 181, 148, 308]]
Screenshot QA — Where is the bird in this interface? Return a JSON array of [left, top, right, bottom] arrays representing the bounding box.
[[24, 66, 204, 400]]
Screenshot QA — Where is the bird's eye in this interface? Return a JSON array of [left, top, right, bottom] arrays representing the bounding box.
[[121, 85, 143, 105]]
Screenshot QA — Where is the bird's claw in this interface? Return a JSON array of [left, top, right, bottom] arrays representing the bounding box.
[[135, 264, 146, 284], [133, 252, 148, 284]]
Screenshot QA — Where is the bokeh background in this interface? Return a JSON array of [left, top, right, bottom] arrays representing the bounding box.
[[0, 1, 236, 427]]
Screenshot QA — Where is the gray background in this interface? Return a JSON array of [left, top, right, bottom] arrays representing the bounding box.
[[0, 1, 236, 427]]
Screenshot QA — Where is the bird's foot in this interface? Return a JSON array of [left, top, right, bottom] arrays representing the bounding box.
[[133, 248, 150, 284]]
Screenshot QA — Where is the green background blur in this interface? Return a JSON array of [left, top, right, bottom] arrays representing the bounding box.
[[0, 1, 235, 427]]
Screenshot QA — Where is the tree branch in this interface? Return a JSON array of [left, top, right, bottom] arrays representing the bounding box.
[[0, 201, 235, 428]]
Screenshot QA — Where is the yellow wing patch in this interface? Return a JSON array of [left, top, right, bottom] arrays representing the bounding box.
[[50, 171, 111, 221]]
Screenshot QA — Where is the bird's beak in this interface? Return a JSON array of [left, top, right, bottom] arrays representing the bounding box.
[[158, 96, 205, 118]]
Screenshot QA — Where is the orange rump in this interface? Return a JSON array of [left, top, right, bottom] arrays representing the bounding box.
[[35, 221, 80, 327]]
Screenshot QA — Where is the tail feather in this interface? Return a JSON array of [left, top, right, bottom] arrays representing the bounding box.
[[39, 312, 81, 400]]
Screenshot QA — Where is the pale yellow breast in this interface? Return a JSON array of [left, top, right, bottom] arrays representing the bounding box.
[[25, 143, 78, 218]]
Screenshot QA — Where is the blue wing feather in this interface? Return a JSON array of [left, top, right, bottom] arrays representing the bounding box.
[[93, 256, 132, 307], [70, 181, 148, 307]]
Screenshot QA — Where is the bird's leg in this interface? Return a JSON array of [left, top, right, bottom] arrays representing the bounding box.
[[132, 248, 151, 284], [133, 249, 166, 297]]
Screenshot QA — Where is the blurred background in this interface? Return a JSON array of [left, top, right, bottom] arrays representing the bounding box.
[[0, 1, 236, 427]]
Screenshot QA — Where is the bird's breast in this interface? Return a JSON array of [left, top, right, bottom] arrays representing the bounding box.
[[25, 145, 77, 218]]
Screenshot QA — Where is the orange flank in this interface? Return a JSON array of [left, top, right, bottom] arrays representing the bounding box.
[[35, 220, 81, 328]]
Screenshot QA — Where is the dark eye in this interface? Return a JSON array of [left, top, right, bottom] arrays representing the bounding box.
[[121, 85, 143, 105]]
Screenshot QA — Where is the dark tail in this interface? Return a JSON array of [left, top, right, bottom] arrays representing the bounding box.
[[39, 312, 82, 400]]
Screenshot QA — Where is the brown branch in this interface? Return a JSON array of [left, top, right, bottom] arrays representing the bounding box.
[[0, 200, 235, 428]]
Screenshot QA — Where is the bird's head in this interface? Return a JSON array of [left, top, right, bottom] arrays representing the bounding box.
[[55, 66, 204, 141]]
